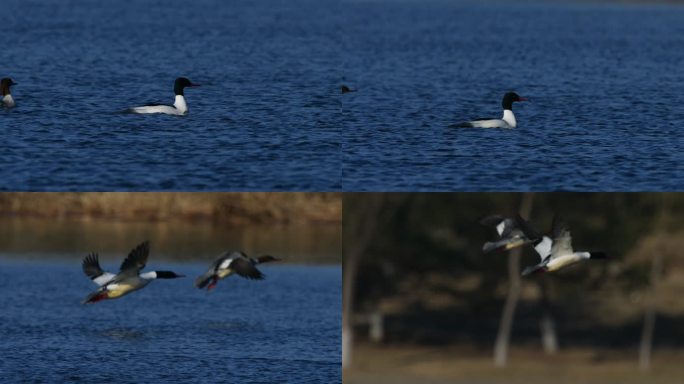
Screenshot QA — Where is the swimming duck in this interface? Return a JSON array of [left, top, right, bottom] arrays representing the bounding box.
[[480, 214, 538, 253], [519, 216, 606, 276], [129, 77, 199, 115], [1, 78, 17, 108], [459, 92, 527, 128], [195, 251, 281, 291], [81, 241, 184, 304]]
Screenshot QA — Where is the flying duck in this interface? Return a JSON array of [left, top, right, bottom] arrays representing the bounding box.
[[480, 214, 538, 253], [81, 241, 184, 304], [195, 251, 281, 291], [1, 78, 17, 108], [519, 215, 607, 276], [129, 77, 200, 115], [459, 92, 527, 128]]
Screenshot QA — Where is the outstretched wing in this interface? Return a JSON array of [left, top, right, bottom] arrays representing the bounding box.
[[550, 216, 573, 259], [119, 241, 150, 275], [514, 214, 541, 241], [82, 253, 116, 286], [479, 215, 513, 237], [230, 258, 264, 280]]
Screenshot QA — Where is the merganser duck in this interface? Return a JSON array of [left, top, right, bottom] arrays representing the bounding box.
[[129, 77, 199, 115], [1, 78, 17, 108], [195, 251, 281, 291], [81, 241, 184, 304], [519, 216, 606, 276], [480, 214, 538, 253], [341, 85, 357, 94], [459, 92, 527, 128]]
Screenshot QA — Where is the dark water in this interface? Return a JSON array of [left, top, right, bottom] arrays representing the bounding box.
[[1, 0, 341, 191], [0, 259, 341, 383], [341, 1, 684, 191]]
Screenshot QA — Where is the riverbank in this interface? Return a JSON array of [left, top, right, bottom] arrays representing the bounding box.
[[345, 343, 684, 384], [0, 192, 341, 224]]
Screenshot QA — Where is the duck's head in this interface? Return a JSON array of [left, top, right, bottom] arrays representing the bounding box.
[[1, 78, 17, 96], [174, 77, 200, 95], [502, 92, 527, 110]]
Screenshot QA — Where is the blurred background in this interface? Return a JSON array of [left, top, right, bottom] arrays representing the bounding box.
[[0, 192, 341, 383], [0, 192, 341, 262], [343, 193, 684, 384]]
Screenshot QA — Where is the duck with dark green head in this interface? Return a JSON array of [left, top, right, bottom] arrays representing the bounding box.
[[129, 77, 200, 115]]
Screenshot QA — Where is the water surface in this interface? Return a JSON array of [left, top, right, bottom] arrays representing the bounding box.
[[341, 0, 684, 191], [2, 0, 341, 191], [0, 259, 341, 383]]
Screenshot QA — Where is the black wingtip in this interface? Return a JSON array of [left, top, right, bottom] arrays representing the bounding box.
[[479, 215, 504, 228]]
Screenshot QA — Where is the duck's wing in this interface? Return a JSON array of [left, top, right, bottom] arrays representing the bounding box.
[[514, 214, 554, 261], [550, 215, 573, 259], [118, 241, 150, 276], [214, 251, 246, 270], [514, 214, 541, 240], [255, 255, 281, 264], [82, 253, 116, 286], [230, 257, 264, 280], [194, 254, 229, 289], [479, 215, 512, 237]]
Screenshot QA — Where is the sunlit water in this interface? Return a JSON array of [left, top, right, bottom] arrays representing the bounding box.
[[1, 0, 342, 191], [0, 259, 341, 383], [341, 0, 684, 191]]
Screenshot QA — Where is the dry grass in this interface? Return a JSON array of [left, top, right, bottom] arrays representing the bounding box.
[[346, 343, 684, 384], [0, 192, 341, 225]]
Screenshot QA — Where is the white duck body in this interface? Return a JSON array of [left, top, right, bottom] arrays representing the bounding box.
[[460, 92, 527, 128], [468, 110, 517, 128], [81, 242, 184, 303], [131, 95, 188, 115], [1, 78, 17, 108], [2, 94, 15, 108], [520, 217, 605, 276], [130, 77, 198, 116]]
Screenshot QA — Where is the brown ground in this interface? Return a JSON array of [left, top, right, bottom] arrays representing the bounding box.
[[345, 343, 684, 384]]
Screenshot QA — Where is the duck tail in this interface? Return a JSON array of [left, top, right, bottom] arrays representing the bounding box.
[[483, 238, 526, 254], [195, 271, 215, 289], [82, 290, 108, 304], [521, 265, 548, 277]]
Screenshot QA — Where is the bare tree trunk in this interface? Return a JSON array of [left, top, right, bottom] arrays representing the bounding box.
[[539, 280, 558, 355], [342, 194, 392, 369], [494, 192, 535, 367], [639, 252, 663, 372], [342, 250, 358, 369]]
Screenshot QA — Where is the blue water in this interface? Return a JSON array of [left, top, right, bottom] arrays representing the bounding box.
[[1, 0, 341, 191], [341, 1, 684, 191], [0, 260, 341, 383]]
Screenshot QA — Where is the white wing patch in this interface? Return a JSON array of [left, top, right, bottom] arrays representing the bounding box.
[[534, 236, 553, 261], [496, 221, 505, 237], [219, 258, 234, 270], [93, 272, 116, 286]]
